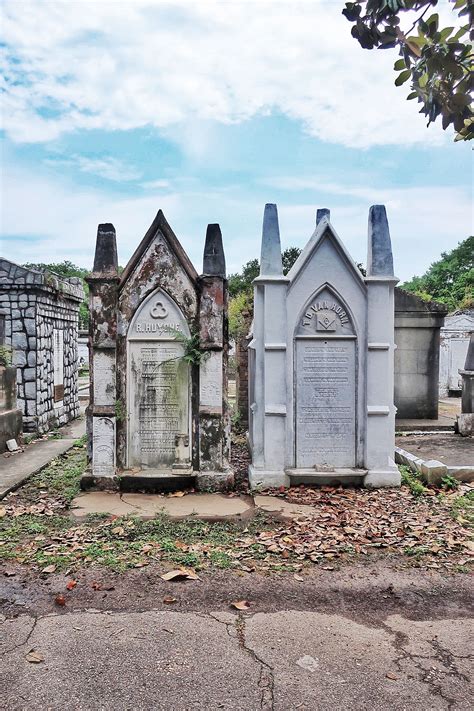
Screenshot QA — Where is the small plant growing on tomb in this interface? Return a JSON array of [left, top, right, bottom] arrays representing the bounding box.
[[115, 399, 126, 423], [167, 329, 210, 367], [0, 345, 12, 367]]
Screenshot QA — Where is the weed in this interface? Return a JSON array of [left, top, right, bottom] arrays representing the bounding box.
[[440, 474, 460, 491], [399, 465, 427, 497]]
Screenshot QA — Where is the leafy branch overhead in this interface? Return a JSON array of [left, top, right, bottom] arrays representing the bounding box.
[[342, 0, 473, 140]]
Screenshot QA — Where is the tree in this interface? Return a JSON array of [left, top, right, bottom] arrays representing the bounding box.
[[401, 235, 474, 310], [342, 0, 473, 141], [228, 248, 302, 338], [23, 260, 90, 327]]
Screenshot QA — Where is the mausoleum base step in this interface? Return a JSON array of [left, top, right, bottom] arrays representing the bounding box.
[[119, 469, 196, 493], [286, 468, 368, 486]]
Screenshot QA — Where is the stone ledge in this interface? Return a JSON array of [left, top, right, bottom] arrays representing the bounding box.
[[395, 446, 473, 484]]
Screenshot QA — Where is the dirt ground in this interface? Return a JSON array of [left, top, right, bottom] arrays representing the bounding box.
[[396, 433, 474, 466], [1, 559, 472, 624]]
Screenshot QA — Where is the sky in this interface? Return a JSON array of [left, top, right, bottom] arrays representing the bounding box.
[[0, 0, 472, 282]]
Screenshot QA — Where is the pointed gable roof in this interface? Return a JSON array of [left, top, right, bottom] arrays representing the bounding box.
[[119, 209, 198, 289], [287, 215, 366, 291]]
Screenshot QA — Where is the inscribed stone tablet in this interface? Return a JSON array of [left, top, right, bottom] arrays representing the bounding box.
[[295, 340, 356, 468]]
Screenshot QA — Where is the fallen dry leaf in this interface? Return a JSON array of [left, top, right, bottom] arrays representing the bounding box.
[[42, 564, 56, 574], [91, 581, 115, 591], [25, 650, 44, 664], [293, 574, 304, 582], [231, 600, 251, 610], [168, 491, 186, 498], [163, 596, 177, 604], [66, 580, 77, 590], [386, 672, 398, 681], [161, 568, 200, 582], [0, 506, 6, 518], [55, 594, 66, 607]]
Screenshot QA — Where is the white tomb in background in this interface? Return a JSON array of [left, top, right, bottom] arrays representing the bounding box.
[[248, 204, 400, 489]]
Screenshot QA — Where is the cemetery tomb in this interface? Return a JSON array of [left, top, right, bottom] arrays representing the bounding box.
[[85, 210, 232, 490], [0, 259, 83, 434], [248, 204, 400, 489]]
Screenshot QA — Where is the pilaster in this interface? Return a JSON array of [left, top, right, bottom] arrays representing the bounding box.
[[363, 206, 400, 487], [197, 224, 233, 489], [84, 224, 119, 488], [249, 204, 289, 488]]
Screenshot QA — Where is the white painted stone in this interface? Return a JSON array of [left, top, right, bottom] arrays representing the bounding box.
[[249, 205, 399, 489], [200, 351, 223, 410], [92, 350, 115, 407], [92, 416, 116, 477]]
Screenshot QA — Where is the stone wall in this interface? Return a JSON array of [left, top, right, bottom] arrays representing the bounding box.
[[0, 259, 84, 433], [394, 288, 448, 419]]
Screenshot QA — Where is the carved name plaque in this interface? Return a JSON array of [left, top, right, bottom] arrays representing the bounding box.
[[200, 351, 223, 410], [93, 350, 115, 407], [92, 417, 115, 476], [129, 288, 190, 341], [295, 340, 356, 468], [128, 342, 190, 469], [297, 288, 354, 337]]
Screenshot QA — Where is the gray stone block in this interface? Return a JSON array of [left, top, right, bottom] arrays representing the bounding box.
[[12, 351, 27, 367], [23, 368, 35, 382], [12, 332, 27, 350], [24, 381, 36, 399], [420, 459, 448, 485]]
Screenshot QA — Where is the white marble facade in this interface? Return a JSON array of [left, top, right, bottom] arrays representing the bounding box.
[[248, 205, 400, 489]]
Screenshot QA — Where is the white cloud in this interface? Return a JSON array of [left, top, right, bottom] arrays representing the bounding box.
[[1, 163, 470, 282], [45, 155, 142, 181], [0, 0, 459, 149]]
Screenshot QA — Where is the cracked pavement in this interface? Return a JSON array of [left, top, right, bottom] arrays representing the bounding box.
[[1, 606, 472, 710]]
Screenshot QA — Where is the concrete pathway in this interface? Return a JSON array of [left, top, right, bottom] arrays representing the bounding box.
[[70, 491, 317, 521], [0, 415, 86, 499], [1, 607, 471, 710]]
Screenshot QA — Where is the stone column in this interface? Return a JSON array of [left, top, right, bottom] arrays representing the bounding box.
[[84, 224, 119, 488], [363, 206, 400, 487], [456, 332, 474, 436], [249, 204, 290, 488], [197, 224, 233, 490]]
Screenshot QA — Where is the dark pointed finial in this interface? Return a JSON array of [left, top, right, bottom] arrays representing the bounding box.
[[316, 208, 330, 226], [260, 204, 282, 276], [203, 223, 226, 277], [367, 205, 394, 277], [92, 223, 118, 275], [464, 333, 474, 371]]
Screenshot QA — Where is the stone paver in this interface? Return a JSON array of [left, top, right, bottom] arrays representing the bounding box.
[[71, 491, 254, 520], [0, 415, 86, 499], [1, 609, 471, 710]]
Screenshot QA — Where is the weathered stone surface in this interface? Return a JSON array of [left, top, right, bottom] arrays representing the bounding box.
[[260, 203, 283, 276], [367, 204, 394, 277], [203, 223, 226, 277], [87, 210, 231, 487], [419, 459, 448, 485]]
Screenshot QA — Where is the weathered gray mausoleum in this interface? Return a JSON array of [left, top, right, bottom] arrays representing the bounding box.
[[85, 211, 231, 490], [0, 259, 83, 433], [248, 205, 400, 489]]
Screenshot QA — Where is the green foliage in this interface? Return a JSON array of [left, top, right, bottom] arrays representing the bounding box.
[[0, 345, 12, 366], [228, 247, 302, 339], [440, 474, 460, 490], [115, 399, 126, 423], [173, 330, 210, 367], [23, 260, 91, 327], [229, 290, 253, 339], [399, 465, 428, 496], [342, 0, 473, 141], [401, 236, 474, 310]]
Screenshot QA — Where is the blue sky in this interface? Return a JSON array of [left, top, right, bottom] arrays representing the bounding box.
[[1, 1, 472, 282]]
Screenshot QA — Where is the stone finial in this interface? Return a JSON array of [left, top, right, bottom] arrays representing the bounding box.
[[92, 223, 118, 275], [367, 205, 394, 277], [203, 223, 226, 277], [260, 203, 282, 276], [316, 208, 330, 226], [464, 332, 474, 371]]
